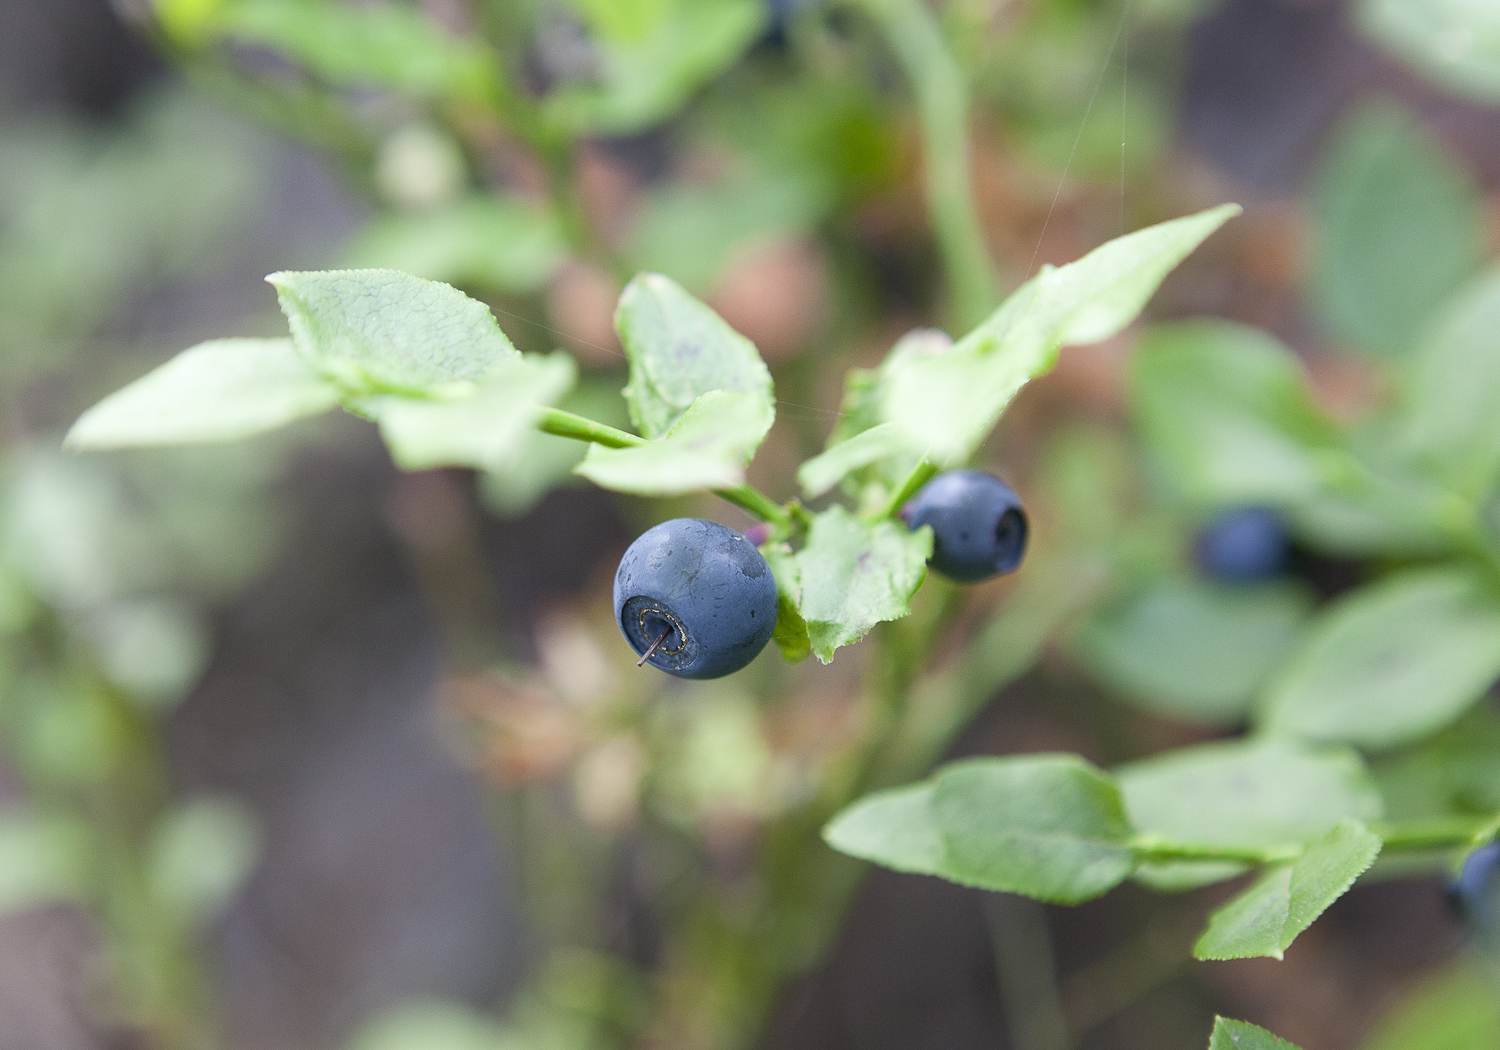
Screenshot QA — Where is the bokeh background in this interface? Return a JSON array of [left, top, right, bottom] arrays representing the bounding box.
[[2, 1, 1499, 1049]]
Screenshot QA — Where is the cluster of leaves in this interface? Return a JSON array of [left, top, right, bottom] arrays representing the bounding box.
[[824, 96, 1500, 986], [67, 204, 1238, 671], [0, 450, 269, 1042]]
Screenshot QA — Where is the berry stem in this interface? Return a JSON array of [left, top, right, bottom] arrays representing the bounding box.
[[849, 0, 998, 330], [536, 407, 644, 449], [535, 408, 792, 527], [880, 458, 938, 520]]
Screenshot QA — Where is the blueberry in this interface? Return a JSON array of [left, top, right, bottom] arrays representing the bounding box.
[[1449, 841, 1500, 934], [613, 518, 778, 680], [1195, 507, 1288, 583], [901, 470, 1028, 583]]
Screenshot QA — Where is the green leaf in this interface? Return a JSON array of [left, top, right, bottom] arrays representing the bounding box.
[[1128, 319, 1459, 556], [349, 1000, 515, 1050], [1118, 738, 1384, 891], [1209, 1018, 1305, 1050], [476, 380, 630, 518], [146, 797, 260, 926], [1129, 320, 1340, 507], [1260, 567, 1500, 749], [0, 810, 92, 917], [1194, 819, 1382, 960], [544, 0, 765, 135], [268, 268, 520, 390], [1372, 707, 1500, 822], [629, 168, 832, 292], [1071, 577, 1313, 726], [797, 423, 910, 500], [343, 196, 570, 295], [812, 330, 949, 501], [373, 353, 576, 473], [1309, 102, 1485, 357], [1356, 0, 1500, 106], [1397, 266, 1500, 500], [154, 0, 228, 45], [822, 781, 946, 877], [220, 0, 501, 102], [616, 272, 774, 438], [1358, 963, 1500, 1050], [876, 204, 1239, 465], [933, 754, 1138, 903], [64, 339, 340, 449], [573, 389, 773, 495], [763, 545, 811, 664], [790, 506, 931, 663]]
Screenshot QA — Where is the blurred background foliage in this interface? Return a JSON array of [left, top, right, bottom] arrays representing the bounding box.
[[2, 0, 1500, 1049]]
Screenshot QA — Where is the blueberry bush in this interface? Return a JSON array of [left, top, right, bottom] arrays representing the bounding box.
[[8, 0, 1500, 1049]]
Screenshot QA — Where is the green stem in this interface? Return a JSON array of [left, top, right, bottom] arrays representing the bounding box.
[[718, 484, 793, 528], [880, 457, 938, 520], [536, 407, 643, 448], [852, 0, 999, 330], [1131, 814, 1500, 868], [1373, 816, 1499, 853], [1128, 835, 1301, 866], [534, 409, 791, 527]]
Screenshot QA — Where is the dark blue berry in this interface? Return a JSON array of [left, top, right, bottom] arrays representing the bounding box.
[[901, 470, 1028, 583], [1195, 507, 1288, 583], [1450, 842, 1500, 933], [613, 518, 778, 680]]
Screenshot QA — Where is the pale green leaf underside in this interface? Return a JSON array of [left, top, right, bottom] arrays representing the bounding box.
[[1194, 819, 1382, 960], [343, 195, 570, 294], [574, 388, 773, 495], [616, 272, 774, 438], [822, 782, 946, 877], [221, 0, 500, 101], [1259, 567, 1500, 750], [269, 268, 520, 389], [933, 754, 1138, 904], [0, 810, 93, 918], [791, 506, 930, 662], [65, 338, 340, 449], [1128, 319, 1340, 508], [1308, 101, 1484, 357], [797, 422, 909, 499], [1396, 265, 1500, 500], [1118, 738, 1382, 892], [1356, 0, 1500, 113], [1209, 1018, 1305, 1050], [878, 204, 1240, 465], [1358, 963, 1500, 1050], [372, 353, 576, 473], [1071, 577, 1313, 727], [146, 798, 260, 926], [1128, 318, 1460, 557], [823, 754, 1138, 904], [543, 0, 765, 135]]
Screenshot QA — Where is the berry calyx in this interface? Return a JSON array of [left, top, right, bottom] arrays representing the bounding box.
[[901, 469, 1028, 583], [613, 518, 779, 679]]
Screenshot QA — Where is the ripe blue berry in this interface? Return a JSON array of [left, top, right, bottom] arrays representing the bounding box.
[[1195, 507, 1287, 583], [901, 470, 1028, 583], [613, 518, 778, 680], [1450, 841, 1500, 934]]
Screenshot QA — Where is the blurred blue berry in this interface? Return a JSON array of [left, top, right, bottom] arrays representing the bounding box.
[[614, 518, 778, 680], [901, 470, 1028, 583], [1450, 841, 1500, 934], [1195, 507, 1288, 582]]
